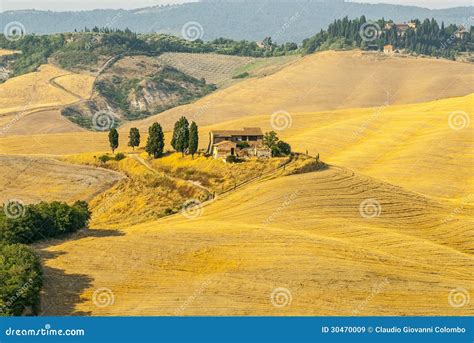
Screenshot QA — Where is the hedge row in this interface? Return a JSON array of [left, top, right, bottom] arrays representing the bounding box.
[[0, 200, 91, 316], [0, 201, 90, 244]]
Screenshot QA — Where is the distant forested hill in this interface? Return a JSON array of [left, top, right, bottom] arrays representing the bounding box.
[[0, 0, 472, 43]]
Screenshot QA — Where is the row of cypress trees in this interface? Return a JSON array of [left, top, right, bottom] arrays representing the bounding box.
[[107, 116, 199, 158]]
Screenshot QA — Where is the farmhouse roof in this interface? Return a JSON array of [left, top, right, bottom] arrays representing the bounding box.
[[211, 127, 263, 137]]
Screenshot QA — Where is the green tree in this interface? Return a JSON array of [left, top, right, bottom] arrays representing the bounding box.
[[0, 243, 43, 316], [276, 140, 292, 156], [171, 116, 189, 156], [108, 128, 119, 153], [128, 127, 140, 150], [145, 123, 165, 158], [188, 121, 199, 159], [263, 131, 279, 149]]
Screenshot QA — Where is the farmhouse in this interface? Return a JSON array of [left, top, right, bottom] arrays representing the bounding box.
[[384, 21, 417, 36], [455, 27, 469, 39], [207, 127, 271, 159]]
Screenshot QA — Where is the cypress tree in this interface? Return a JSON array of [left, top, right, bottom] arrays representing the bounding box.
[[128, 128, 140, 151], [171, 116, 189, 156], [188, 121, 199, 159], [145, 123, 164, 158], [108, 128, 119, 153]]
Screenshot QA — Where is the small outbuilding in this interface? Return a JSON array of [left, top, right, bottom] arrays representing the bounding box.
[[383, 44, 394, 54]]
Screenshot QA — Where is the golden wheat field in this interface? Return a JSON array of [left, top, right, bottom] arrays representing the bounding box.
[[2, 93, 471, 201], [204, 94, 474, 201], [37, 165, 473, 316], [0, 64, 94, 136], [0, 155, 123, 204], [0, 50, 472, 316], [0, 64, 92, 115]]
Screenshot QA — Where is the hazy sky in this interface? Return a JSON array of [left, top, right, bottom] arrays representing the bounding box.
[[0, 0, 197, 12], [0, 0, 471, 12], [348, 0, 473, 8]]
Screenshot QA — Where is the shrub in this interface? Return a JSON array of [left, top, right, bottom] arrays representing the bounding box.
[[236, 141, 250, 149], [276, 141, 292, 156], [98, 154, 112, 163], [232, 72, 250, 79], [115, 152, 126, 161], [0, 243, 43, 316], [163, 208, 174, 215], [226, 155, 239, 163]]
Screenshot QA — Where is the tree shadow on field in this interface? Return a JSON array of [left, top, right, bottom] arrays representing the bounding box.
[[35, 228, 125, 316], [40, 269, 93, 314]]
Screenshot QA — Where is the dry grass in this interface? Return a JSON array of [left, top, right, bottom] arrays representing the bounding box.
[[148, 153, 287, 192], [52, 73, 95, 99], [63, 153, 203, 227], [0, 108, 86, 137], [38, 165, 473, 316], [60, 152, 292, 227], [0, 51, 472, 316]]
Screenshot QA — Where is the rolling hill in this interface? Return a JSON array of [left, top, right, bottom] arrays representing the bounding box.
[[0, 64, 94, 136], [37, 164, 473, 316], [203, 93, 474, 201], [0, 155, 123, 204], [0, 48, 472, 317], [125, 50, 474, 132]]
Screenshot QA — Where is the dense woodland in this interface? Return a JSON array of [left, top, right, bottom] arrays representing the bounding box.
[[0, 29, 298, 76]]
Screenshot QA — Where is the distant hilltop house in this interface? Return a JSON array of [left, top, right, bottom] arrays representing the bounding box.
[[455, 26, 469, 39], [207, 127, 271, 160], [385, 21, 417, 36]]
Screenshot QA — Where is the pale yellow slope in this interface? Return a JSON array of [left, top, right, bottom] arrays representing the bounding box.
[[0, 65, 80, 115], [0, 64, 94, 136], [0, 49, 19, 56], [52, 73, 95, 99], [0, 155, 123, 204], [0, 108, 86, 136], [39, 167, 473, 316], [125, 50, 474, 132]]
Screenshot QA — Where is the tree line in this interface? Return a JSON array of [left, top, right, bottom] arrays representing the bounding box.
[[108, 116, 199, 158], [0, 29, 299, 77]]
